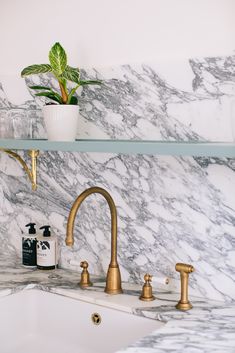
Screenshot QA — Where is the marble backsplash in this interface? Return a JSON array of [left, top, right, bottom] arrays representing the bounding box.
[[0, 54, 235, 302]]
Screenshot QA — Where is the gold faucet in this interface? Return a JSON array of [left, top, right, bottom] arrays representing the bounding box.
[[66, 187, 123, 295], [175, 263, 194, 311]]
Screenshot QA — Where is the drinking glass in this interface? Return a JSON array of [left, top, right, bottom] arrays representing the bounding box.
[[0, 110, 14, 138], [8, 109, 32, 139], [27, 109, 43, 139]]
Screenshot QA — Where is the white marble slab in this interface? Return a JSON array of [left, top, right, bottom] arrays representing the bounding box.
[[0, 54, 235, 303]]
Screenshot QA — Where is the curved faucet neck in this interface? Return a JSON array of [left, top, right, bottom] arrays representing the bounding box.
[[66, 187, 118, 266]]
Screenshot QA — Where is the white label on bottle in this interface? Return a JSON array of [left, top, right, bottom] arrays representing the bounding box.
[[37, 239, 57, 267]]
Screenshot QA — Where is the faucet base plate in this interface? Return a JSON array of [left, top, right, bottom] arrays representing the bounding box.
[[176, 301, 193, 311], [104, 264, 123, 295], [104, 288, 123, 295]]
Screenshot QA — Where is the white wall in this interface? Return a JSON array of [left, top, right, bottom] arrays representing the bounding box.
[[0, 0, 235, 74]]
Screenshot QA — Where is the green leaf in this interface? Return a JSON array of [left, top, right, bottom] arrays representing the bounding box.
[[78, 80, 102, 86], [68, 96, 78, 105], [67, 84, 80, 104], [31, 86, 63, 102], [62, 66, 80, 84], [21, 64, 52, 77], [48, 89, 64, 103], [49, 42, 67, 76], [29, 85, 51, 90], [34, 91, 62, 104]]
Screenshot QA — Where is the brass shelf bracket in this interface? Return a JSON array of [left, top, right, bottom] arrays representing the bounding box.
[[0, 148, 39, 191]]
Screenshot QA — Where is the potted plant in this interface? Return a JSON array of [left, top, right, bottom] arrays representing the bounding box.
[[21, 42, 101, 141]]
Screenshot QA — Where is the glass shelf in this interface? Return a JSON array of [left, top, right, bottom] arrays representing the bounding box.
[[0, 138, 235, 157]]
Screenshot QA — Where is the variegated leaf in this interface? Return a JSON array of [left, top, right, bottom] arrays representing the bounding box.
[[21, 64, 52, 77], [78, 80, 102, 86], [29, 85, 51, 90], [49, 42, 67, 76], [62, 66, 80, 84]]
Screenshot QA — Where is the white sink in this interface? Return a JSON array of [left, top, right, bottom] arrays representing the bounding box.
[[0, 289, 164, 353]]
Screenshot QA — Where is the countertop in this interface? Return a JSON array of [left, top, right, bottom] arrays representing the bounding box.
[[0, 256, 235, 353]]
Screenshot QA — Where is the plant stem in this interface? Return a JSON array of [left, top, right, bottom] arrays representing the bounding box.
[[59, 80, 68, 103]]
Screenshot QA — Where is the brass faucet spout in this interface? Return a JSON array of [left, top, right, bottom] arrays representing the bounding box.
[[66, 187, 122, 295]]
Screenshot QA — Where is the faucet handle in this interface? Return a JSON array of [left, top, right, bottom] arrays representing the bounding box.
[[144, 274, 152, 282], [175, 263, 195, 311], [139, 273, 155, 301], [79, 261, 93, 288], [80, 260, 89, 270]]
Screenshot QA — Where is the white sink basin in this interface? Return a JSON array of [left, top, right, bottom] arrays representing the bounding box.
[[0, 289, 164, 353]]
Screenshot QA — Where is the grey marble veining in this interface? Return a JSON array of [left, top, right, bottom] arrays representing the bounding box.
[[0, 54, 235, 303], [1, 55, 235, 141], [118, 301, 235, 353]]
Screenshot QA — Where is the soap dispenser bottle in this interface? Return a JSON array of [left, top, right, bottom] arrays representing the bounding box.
[[37, 225, 58, 270], [22, 223, 37, 268]]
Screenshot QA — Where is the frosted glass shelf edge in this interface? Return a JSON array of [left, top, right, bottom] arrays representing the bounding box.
[[0, 139, 235, 157]]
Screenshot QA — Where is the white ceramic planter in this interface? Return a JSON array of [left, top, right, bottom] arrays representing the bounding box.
[[42, 105, 79, 141]]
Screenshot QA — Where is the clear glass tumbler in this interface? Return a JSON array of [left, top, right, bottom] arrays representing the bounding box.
[[27, 109, 42, 139], [8, 109, 32, 139], [0, 110, 14, 138]]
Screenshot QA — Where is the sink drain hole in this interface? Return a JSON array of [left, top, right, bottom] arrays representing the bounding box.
[[91, 313, 102, 325]]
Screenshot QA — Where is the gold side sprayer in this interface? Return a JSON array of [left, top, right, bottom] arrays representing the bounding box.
[[66, 187, 123, 295], [175, 263, 194, 311]]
